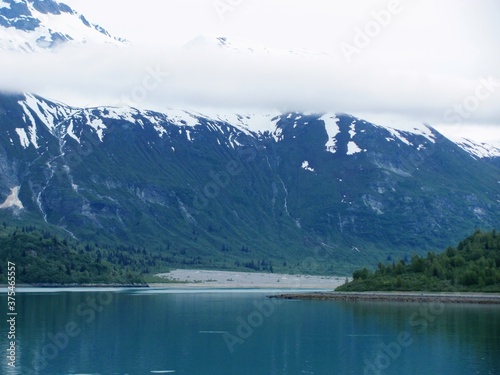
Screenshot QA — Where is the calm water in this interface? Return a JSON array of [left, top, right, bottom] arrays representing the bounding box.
[[1, 288, 500, 375]]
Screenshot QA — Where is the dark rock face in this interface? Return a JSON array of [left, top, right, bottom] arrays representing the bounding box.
[[31, 0, 73, 15], [0, 0, 41, 30]]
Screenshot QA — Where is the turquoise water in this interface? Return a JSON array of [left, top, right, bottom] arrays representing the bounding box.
[[1, 288, 499, 374]]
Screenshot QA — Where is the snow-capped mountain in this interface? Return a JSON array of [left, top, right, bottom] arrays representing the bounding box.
[[9, 92, 468, 159], [453, 138, 500, 160], [1, 92, 499, 272], [0, 0, 126, 51], [0, 1, 499, 272], [184, 35, 332, 59]]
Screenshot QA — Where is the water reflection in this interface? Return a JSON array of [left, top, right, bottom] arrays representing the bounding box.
[[0, 290, 498, 374]]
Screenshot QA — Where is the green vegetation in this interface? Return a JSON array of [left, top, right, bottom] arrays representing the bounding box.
[[0, 223, 285, 285], [0, 224, 150, 284], [337, 230, 500, 292], [2, 94, 500, 277], [142, 274, 187, 284], [2, 221, 499, 287]]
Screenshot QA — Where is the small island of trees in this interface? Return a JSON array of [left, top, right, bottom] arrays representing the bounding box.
[[337, 230, 500, 292]]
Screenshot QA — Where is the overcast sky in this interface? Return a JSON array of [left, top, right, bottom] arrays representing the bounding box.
[[7, 0, 500, 141]]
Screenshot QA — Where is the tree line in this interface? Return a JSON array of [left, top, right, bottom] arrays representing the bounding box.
[[337, 229, 500, 292], [0, 223, 276, 284]]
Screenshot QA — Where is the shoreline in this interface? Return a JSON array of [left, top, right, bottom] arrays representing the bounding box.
[[153, 269, 347, 289], [0, 283, 149, 288], [270, 291, 500, 304], [0, 270, 348, 289]]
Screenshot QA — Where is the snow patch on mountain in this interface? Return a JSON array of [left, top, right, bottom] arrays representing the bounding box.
[[273, 127, 283, 142], [301, 161, 315, 172], [99, 107, 138, 123], [65, 120, 80, 143], [0, 0, 126, 52], [354, 112, 436, 146], [17, 99, 44, 147], [349, 121, 357, 139], [346, 120, 365, 155], [87, 118, 106, 141], [19, 93, 76, 134], [321, 114, 340, 153], [347, 141, 363, 155], [23, 93, 57, 132], [453, 138, 500, 159], [153, 123, 168, 138], [164, 109, 201, 127], [385, 127, 413, 146], [15, 128, 29, 148], [16, 97, 261, 147], [196, 111, 282, 137]]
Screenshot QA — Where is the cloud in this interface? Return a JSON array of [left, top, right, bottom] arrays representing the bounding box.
[[1, 0, 500, 141], [2, 40, 498, 119]]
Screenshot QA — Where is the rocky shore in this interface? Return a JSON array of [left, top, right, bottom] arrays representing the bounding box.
[[270, 292, 500, 304]]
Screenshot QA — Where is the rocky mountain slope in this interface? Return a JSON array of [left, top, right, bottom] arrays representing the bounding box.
[[0, 0, 498, 274], [0, 0, 126, 51], [0, 92, 499, 273]]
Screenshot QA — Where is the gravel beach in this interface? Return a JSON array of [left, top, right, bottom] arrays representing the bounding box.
[[153, 269, 347, 289]]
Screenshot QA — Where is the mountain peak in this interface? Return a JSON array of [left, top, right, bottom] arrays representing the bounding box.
[[184, 34, 331, 59], [0, 0, 127, 52]]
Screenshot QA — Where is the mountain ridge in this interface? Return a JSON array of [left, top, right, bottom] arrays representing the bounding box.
[[0, 0, 499, 274], [0, 0, 126, 51], [8, 92, 500, 160], [1, 91, 499, 273]]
